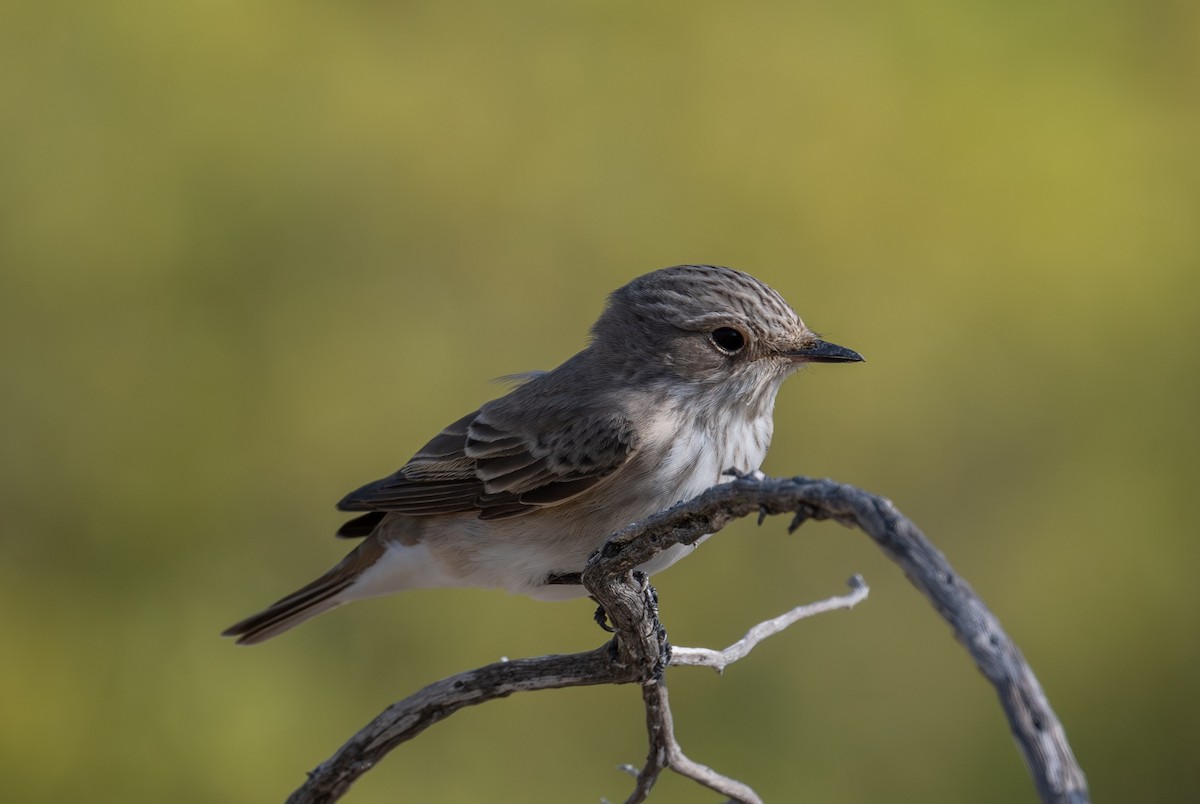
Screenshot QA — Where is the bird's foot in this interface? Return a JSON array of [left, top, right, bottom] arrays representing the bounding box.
[[593, 602, 615, 633]]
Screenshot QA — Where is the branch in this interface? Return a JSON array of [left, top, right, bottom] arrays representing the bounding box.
[[671, 574, 870, 673], [622, 578, 869, 804], [287, 647, 629, 804], [624, 681, 764, 804], [287, 475, 1089, 804]]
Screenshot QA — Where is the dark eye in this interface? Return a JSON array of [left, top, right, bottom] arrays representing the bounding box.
[[710, 327, 746, 354]]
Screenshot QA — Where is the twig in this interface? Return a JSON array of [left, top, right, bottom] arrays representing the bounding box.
[[624, 577, 869, 803], [626, 681, 763, 804], [671, 574, 870, 672]]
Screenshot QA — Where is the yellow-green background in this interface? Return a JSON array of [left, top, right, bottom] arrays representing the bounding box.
[[3, 1, 1196, 802]]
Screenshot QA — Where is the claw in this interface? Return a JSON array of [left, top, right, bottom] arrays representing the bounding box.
[[594, 603, 615, 633], [788, 508, 811, 534], [757, 504, 770, 526]]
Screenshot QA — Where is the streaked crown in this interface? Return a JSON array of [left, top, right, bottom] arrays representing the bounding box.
[[591, 264, 807, 350]]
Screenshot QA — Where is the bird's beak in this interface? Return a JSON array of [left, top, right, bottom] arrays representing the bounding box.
[[786, 338, 865, 364]]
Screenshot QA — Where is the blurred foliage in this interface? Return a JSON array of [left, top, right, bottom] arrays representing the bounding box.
[[1, 0, 1197, 801]]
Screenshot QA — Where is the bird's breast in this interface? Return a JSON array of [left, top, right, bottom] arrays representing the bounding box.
[[642, 404, 774, 509]]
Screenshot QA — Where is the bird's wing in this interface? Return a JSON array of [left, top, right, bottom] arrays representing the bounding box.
[[336, 406, 638, 522]]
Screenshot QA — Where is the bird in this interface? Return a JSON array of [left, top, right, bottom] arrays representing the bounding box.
[[223, 264, 863, 644]]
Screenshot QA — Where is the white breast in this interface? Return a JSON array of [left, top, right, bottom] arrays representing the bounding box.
[[653, 410, 772, 505], [631, 400, 774, 577]]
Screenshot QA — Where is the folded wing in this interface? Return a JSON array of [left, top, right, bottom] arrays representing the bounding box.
[[336, 406, 638, 523]]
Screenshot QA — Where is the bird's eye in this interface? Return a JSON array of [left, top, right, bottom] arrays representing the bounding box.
[[710, 327, 746, 354]]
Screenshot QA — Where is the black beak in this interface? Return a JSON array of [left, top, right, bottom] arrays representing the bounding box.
[[787, 339, 864, 364]]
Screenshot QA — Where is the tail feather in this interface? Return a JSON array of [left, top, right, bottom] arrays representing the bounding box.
[[222, 576, 352, 648], [222, 540, 385, 645]]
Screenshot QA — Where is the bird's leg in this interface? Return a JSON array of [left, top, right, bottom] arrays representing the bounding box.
[[633, 572, 670, 681], [544, 571, 615, 632], [634, 571, 659, 618]]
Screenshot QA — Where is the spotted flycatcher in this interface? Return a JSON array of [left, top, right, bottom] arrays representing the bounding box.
[[223, 265, 863, 644]]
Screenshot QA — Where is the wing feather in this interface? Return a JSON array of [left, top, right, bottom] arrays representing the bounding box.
[[335, 403, 637, 525]]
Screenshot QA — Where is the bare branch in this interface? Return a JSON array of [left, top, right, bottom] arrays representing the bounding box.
[[287, 475, 1089, 804], [286, 647, 632, 804], [627, 682, 764, 804], [671, 574, 870, 673], [585, 475, 1089, 803]]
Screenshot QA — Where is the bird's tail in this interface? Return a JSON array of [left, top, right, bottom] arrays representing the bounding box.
[[222, 539, 386, 645]]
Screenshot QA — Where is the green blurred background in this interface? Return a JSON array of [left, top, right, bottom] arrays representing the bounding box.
[[2, 1, 1197, 801]]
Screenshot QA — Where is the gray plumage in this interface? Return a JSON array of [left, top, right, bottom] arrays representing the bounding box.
[[223, 265, 862, 644]]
